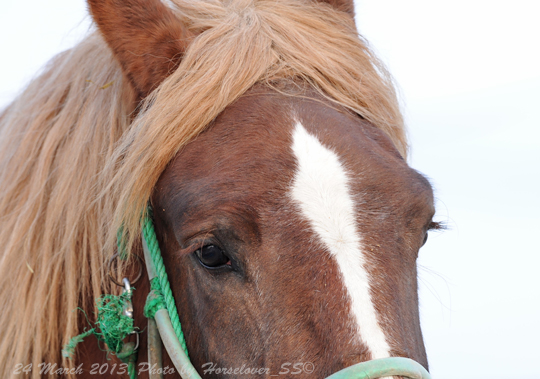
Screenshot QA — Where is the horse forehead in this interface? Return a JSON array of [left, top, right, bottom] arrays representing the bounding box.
[[168, 95, 380, 174], [158, 92, 427, 211]]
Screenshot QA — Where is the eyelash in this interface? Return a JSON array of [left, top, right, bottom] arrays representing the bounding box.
[[428, 221, 445, 231]]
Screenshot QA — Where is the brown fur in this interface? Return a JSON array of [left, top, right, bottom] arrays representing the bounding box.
[[0, 0, 415, 377]]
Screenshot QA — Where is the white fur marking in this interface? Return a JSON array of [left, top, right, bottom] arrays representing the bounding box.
[[290, 122, 391, 359]]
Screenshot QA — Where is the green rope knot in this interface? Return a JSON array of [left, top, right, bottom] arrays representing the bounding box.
[[144, 281, 166, 319], [96, 291, 136, 354], [62, 289, 138, 359]]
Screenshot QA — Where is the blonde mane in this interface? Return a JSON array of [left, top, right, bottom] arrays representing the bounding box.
[[0, 0, 405, 377]]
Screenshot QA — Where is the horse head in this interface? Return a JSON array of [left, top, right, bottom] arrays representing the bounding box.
[[0, 0, 437, 377], [86, 0, 435, 377], [151, 87, 435, 377]]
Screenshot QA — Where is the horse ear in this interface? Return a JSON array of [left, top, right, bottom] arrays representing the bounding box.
[[88, 0, 194, 99], [316, 0, 355, 18]]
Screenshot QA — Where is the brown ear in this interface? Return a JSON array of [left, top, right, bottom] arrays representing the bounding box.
[[315, 0, 355, 17], [88, 0, 193, 99]]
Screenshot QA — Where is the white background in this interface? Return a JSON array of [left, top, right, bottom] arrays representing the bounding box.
[[1, 1, 539, 378]]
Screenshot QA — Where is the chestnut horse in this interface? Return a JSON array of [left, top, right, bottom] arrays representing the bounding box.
[[0, 0, 437, 378]]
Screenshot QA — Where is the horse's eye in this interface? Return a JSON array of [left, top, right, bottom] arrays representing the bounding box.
[[195, 245, 230, 268], [421, 233, 428, 247]]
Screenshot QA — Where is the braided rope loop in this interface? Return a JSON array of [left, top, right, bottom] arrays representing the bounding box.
[[142, 208, 190, 357]]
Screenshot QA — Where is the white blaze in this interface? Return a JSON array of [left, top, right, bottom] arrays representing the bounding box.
[[290, 121, 391, 359]]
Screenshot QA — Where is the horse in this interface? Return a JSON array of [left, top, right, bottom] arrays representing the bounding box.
[[0, 0, 438, 378]]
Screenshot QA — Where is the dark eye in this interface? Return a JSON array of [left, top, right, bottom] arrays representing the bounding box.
[[421, 233, 428, 247], [195, 245, 230, 268]]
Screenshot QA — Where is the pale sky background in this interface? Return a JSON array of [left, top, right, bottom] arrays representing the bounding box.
[[1, 1, 539, 378]]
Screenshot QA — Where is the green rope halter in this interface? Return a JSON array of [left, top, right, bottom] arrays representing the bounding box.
[[141, 207, 189, 357]]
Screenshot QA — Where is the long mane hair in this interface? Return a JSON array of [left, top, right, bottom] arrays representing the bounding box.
[[0, 0, 405, 376]]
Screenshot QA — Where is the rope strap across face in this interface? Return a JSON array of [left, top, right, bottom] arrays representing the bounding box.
[[325, 357, 432, 379], [141, 207, 201, 379], [141, 208, 189, 357]]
